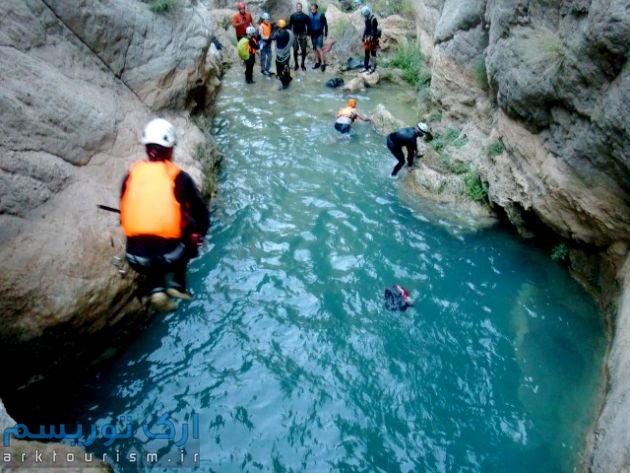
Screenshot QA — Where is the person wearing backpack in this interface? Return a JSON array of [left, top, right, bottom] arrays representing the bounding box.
[[237, 26, 259, 84], [360, 6, 379, 74]]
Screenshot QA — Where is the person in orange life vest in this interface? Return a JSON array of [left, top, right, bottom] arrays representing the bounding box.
[[231, 2, 253, 41], [243, 25, 259, 84], [120, 119, 209, 312], [334, 98, 371, 134], [258, 12, 273, 76]]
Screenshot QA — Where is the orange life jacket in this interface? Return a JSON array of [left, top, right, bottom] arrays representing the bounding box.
[[259, 22, 271, 40], [336, 106, 357, 124], [120, 160, 183, 239], [336, 106, 356, 118]]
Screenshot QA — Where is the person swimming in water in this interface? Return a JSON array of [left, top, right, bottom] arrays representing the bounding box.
[[384, 284, 413, 311], [334, 98, 371, 135]]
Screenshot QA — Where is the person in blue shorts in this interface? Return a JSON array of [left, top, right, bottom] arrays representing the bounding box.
[[308, 3, 328, 71]]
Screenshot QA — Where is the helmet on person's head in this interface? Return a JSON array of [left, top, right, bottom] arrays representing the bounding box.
[[246, 25, 256, 36], [347, 98, 357, 107], [361, 6, 371, 17], [141, 118, 177, 148], [276, 19, 287, 28], [261, 12, 270, 20], [237, 2, 246, 9], [416, 122, 429, 134]]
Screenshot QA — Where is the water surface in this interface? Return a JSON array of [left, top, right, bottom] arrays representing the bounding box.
[[72, 66, 606, 472]]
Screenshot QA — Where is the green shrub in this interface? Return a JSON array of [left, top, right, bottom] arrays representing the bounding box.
[[432, 127, 468, 154], [551, 243, 569, 262], [515, 26, 566, 74], [473, 55, 487, 89], [368, 0, 415, 17], [148, 0, 180, 13], [427, 108, 443, 123], [487, 139, 505, 157], [464, 172, 487, 202], [389, 44, 429, 88]]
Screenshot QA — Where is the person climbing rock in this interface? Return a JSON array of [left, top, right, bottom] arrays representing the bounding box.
[[120, 118, 209, 312], [385, 122, 433, 176]]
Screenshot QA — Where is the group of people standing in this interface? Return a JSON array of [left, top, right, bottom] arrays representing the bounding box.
[[232, 2, 329, 87]]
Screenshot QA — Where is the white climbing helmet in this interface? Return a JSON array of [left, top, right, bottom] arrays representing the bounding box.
[[261, 12, 270, 20], [141, 118, 177, 148], [246, 25, 257, 36], [361, 6, 371, 17], [416, 122, 429, 134]]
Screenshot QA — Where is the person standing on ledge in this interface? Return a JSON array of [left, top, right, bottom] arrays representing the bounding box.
[[360, 5, 379, 74], [308, 3, 328, 71], [120, 118, 209, 312], [289, 1, 309, 71], [273, 19, 295, 89], [237, 25, 259, 84], [385, 122, 433, 177], [231, 1, 253, 41]]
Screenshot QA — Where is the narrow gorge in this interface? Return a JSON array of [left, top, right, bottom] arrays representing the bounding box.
[[0, 0, 628, 471]]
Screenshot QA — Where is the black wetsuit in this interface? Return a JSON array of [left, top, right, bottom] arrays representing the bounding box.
[[384, 287, 410, 311], [289, 10, 309, 68], [386, 127, 418, 176], [362, 14, 378, 70]]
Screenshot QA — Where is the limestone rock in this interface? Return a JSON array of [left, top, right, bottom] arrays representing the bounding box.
[[0, 0, 222, 397]]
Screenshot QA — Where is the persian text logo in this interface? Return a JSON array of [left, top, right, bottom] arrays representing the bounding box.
[[2, 412, 200, 468]]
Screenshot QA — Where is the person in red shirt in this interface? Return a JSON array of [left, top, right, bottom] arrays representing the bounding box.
[[231, 2, 253, 41]]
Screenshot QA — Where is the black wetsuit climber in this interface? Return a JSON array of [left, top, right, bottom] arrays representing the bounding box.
[[386, 127, 420, 176]]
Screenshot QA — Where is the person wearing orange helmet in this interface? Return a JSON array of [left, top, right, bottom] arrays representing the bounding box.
[[231, 1, 253, 41], [120, 119, 209, 312], [272, 19, 295, 89], [334, 98, 371, 134]]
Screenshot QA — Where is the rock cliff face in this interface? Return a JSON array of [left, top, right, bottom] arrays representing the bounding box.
[[414, 0, 629, 470], [0, 0, 628, 471], [0, 0, 222, 404]]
